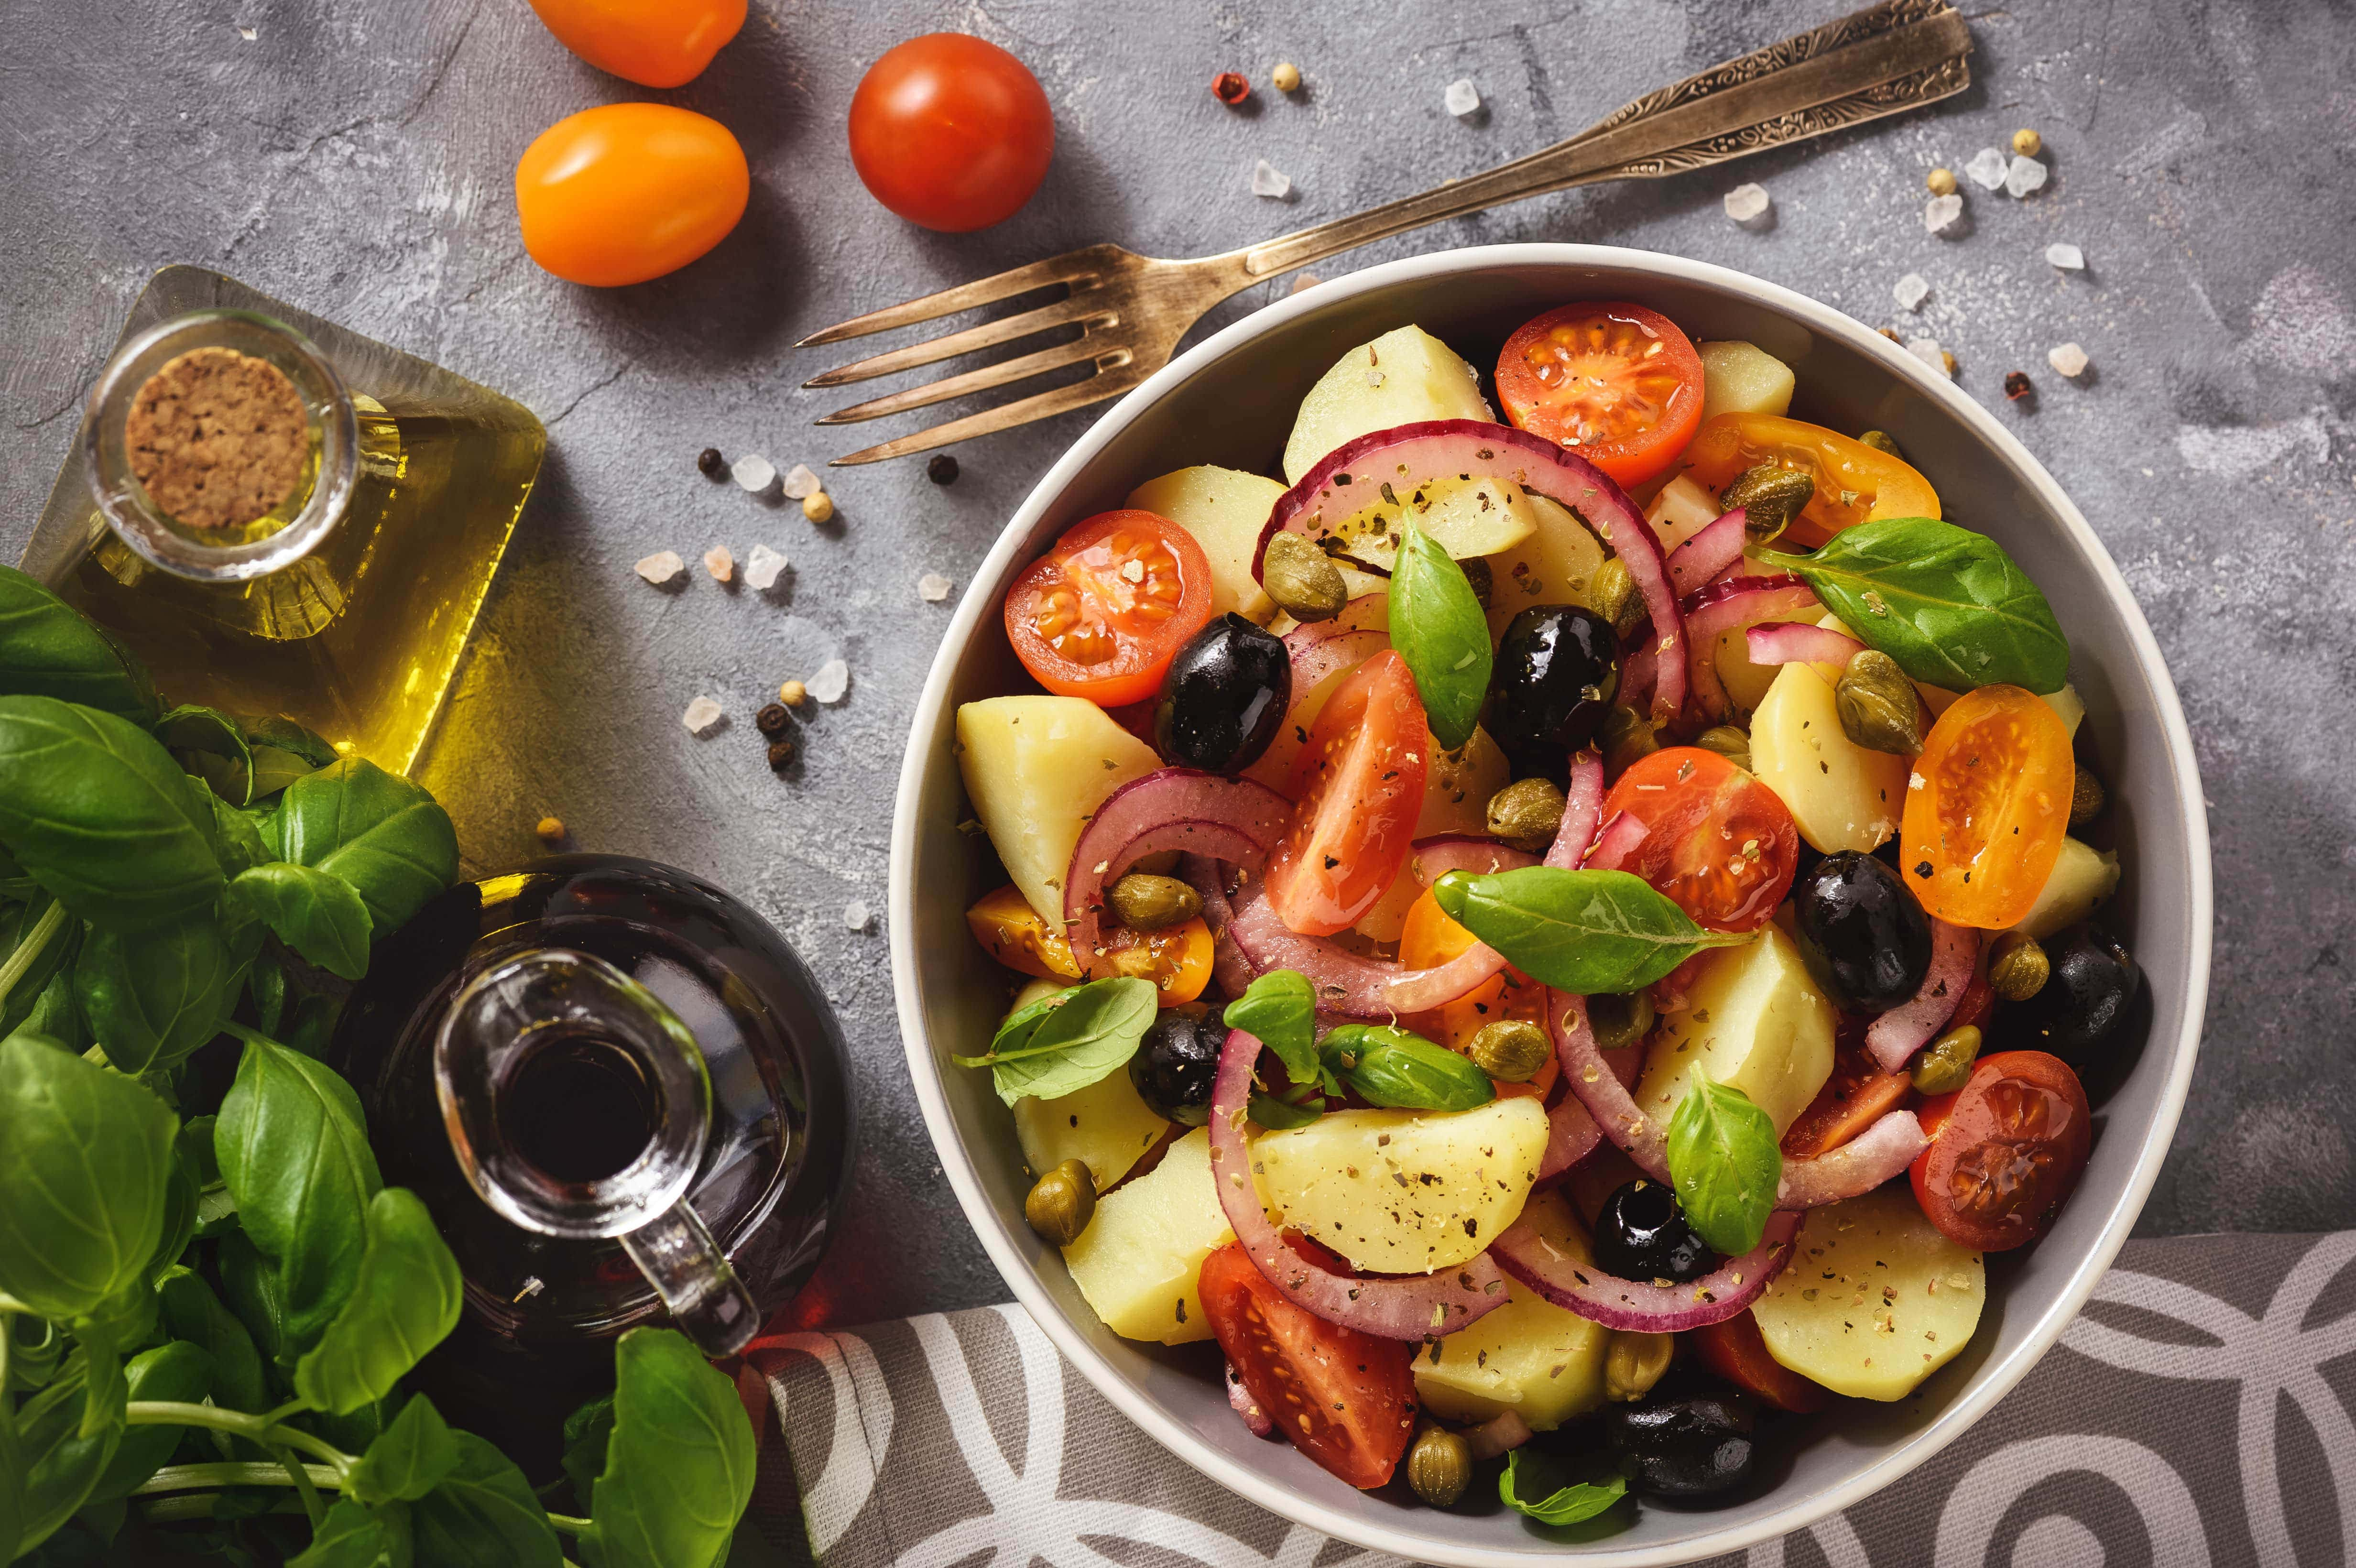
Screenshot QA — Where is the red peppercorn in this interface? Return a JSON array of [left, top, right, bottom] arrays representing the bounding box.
[[2003, 370, 2034, 400], [1211, 71, 1250, 107]]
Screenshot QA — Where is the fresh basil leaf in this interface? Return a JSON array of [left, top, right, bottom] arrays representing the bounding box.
[[12, 1348, 124, 1558], [16, 964, 86, 1054], [0, 895, 82, 1041], [290, 1497, 410, 1568], [156, 705, 256, 808], [410, 1430, 561, 1568], [293, 1188, 463, 1415], [245, 714, 340, 770], [582, 1327, 757, 1568], [975, 986, 1071, 1064], [228, 863, 372, 982], [215, 1230, 290, 1370], [67, 1307, 129, 1441], [71, 916, 237, 1073], [1389, 520, 1492, 750], [0, 1395, 22, 1568], [0, 1033, 176, 1320], [1433, 867, 1745, 994], [1247, 1091, 1324, 1130], [0, 565, 159, 726], [88, 1341, 213, 1503], [1665, 1074, 1781, 1256], [350, 1394, 462, 1506], [952, 976, 1157, 1105], [1755, 517, 2068, 693], [560, 1394, 615, 1511], [1223, 969, 1317, 1087], [1320, 1024, 1495, 1111], [209, 791, 271, 877], [275, 760, 459, 937], [148, 1154, 198, 1282], [1499, 1449, 1628, 1526], [157, 1267, 268, 1416]]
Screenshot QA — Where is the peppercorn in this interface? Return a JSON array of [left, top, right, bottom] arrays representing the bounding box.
[[927, 453, 960, 485], [696, 447, 724, 477], [779, 679, 808, 707], [1212, 71, 1250, 106], [534, 816, 567, 845], [755, 703, 792, 737], [766, 738, 797, 773], [1926, 167, 1957, 196], [2012, 127, 2042, 157], [1272, 60, 1301, 93], [802, 490, 835, 524], [2004, 370, 2034, 401]]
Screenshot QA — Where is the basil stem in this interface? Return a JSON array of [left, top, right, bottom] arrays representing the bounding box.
[[1432, 867, 1746, 995], [1388, 521, 1492, 751]]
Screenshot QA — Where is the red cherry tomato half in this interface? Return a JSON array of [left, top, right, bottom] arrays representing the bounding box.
[[1599, 746, 1799, 932], [1496, 302, 1706, 488], [1265, 651, 1429, 937], [1003, 510, 1214, 707], [1198, 1242, 1416, 1489], [848, 33, 1055, 231], [1691, 1309, 1831, 1413], [525, 0, 745, 88], [1910, 1050, 2091, 1252], [515, 104, 749, 286]]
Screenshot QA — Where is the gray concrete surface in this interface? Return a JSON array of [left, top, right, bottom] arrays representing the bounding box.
[[6, 0, 2352, 1323]]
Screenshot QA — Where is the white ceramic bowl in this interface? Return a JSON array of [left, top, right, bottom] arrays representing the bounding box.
[[888, 244, 2210, 1566]]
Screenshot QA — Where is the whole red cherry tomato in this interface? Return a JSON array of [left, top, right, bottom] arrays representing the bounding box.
[[526, 0, 745, 88], [848, 34, 1054, 231], [515, 104, 748, 286]]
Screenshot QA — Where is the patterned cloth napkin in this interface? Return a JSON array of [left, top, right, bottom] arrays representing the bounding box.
[[725, 1231, 2353, 1568]]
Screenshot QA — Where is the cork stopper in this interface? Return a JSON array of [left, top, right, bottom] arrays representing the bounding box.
[[123, 347, 309, 530]]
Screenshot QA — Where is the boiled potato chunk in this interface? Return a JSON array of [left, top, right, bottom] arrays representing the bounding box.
[[1412, 1190, 1610, 1429], [1635, 924, 1834, 1138], [1254, 1098, 1548, 1274], [2011, 837, 2120, 940], [1645, 472, 1723, 555], [1483, 495, 1609, 639], [1125, 466, 1282, 623], [1316, 474, 1538, 573], [1752, 1184, 1985, 1401], [1012, 980, 1174, 1192], [1750, 662, 1908, 852], [1698, 340, 1796, 422], [1283, 325, 1494, 482], [1061, 1128, 1233, 1344], [957, 697, 1161, 926]]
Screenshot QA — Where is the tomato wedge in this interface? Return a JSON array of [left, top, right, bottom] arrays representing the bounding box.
[[1496, 302, 1706, 488], [1678, 414, 1942, 549], [1781, 1024, 1914, 1159], [1691, 1309, 1831, 1413], [1004, 510, 1214, 706], [1265, 651, 1428, 936], [1900, 686, 2072, 929], [1198, 1242, 1417, 1489], [1910, 1050, 2091, 1252], [1397, 889, 1553, 1099], [1599, 747, 1798, 932]]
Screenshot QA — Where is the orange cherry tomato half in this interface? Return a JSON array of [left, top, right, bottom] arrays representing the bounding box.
[[1899, 685, 2072, 929], [525, 0, 745, 88], [849, 33, 1055, 232], [1003, 510, 1214, 706], [1780, 1024, 1914, 1159], [1099, 917, 1214, 1007], [1397, 890, 1554, 1099], [1599, 746, 1799, 933], [1691, 1309, 1831, 1413], [1264, 651, 1429, 937], [1909, 1050, 2090, 1252], [965, 883, 1079, 980], [515, 104, 749, 287], [1496, 302, 1706, 489], [1677, 414, 1942, 549]]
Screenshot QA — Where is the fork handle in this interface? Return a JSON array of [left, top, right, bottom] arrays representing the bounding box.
[[1239, 0, 1969, 281]]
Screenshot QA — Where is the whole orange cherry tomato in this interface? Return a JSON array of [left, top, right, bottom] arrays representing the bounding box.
[[849, 34, 1054, 232], [515, 104, 749, 286], [526, 0, 745, 88], [1899, 685, 2072, 928], [1495, 302, 1706, 489], [1677, 414, 1941, 548]]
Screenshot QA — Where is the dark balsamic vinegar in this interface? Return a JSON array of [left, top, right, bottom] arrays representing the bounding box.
[[499, 1033, 659, 1185]]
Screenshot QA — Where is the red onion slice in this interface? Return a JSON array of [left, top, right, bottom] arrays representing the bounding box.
[[1775, 1109, 1927, 1209], [1549, 993, 1672, 1183], [1255, 420, 1683, 725], [1584, 810, 1648, 872], [1282, 592, 1390, 646], [1666, 509, 1748, 597], [1865, 920, 1979, 1074], [1538, 1094, 1602, 1181], [1679, 576, 1822, 723], [1746, 621, 1864, 668], [1542, 751, 1605, 870], [1225, 1361, 1277, 1438], [1492, 1208, 1800, 1331], [1209, 1027, 1509, 1340], [1282, 627, 1389, 701], [1462, 1410, 1535, 1460], [1619, 639, 1658, 718], [1065, 771, 1293, 980], [1410, 836, 1538, 883], [1181, 856, 1258, 999], [1223, 882, 1510, 1015]]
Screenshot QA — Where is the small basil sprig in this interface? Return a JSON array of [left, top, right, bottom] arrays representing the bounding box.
[[1499, 1449, 1628, 1526], [953, 976, 1158, 1105], [1753, 516, 2068, 693], [1319, 1024, 1494, 1112], [1387, 520, 1493, 750], [1432, 867, 1746, 994], [1665, 1074, 1782, 1256], [1223, 969, 1319, 1088]]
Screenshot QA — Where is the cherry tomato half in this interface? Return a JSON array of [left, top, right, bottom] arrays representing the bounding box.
[[965, 883, 1078, 980], [1910, 1050, 2090, 1252], [1677, 414, 1942, 549], [848, 33, 1055, 232], [1100, 917, 1214, 1007], [1599, 746, 1798, 932], [1397, 890, 1553, 1099], [526, 0, 745, 88], [1003, 510, 1214, 707], [515, 104, 749, 286], [1496, 303, 1706, 488], [1691, 1309, 1831, 1413], [1899, 685, 2072, 929], [1265, 651, 1429, 937], [1199, 1242, 1417, 1489], [1780, 1023, 1914, 1159]]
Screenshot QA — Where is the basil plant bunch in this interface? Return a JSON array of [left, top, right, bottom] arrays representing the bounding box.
[[0, 568, 754, 1567]]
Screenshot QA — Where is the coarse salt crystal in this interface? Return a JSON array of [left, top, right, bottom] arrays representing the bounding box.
[[1893, 272, 1931, 311], [1723, 183, 1771, 224], [1366, 368, 1386, 387], [1964, 147, 2010, 190], [918, 572, 952, 602], [2048, 341, 2090, 377], [744, 543, 788, 590], [703, 545, 734, 583], [634, 550, 684, 585], [2005, 155, 2047, 197], [1923, 194, 1964, 235], [681, 696, 723, 736], [807, 658, 849, 704], [782, 464, 821, 500], [843, 900, 872, 931], [1444, 78, 1481, 117], [731, 455, 776, 494], [2046, 241, 2085, 271], [1251, 159, 1291, 199], [1906, 337, 1952, 378], [238, 24, 256, 40], [1119, 558, 1144, 582]]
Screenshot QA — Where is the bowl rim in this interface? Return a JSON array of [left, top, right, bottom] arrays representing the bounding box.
[[888, 241, 2212, 1566]]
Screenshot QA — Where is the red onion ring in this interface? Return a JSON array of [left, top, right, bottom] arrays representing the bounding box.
[[1254, 420, 1683, 725], [1462, 1409, 1535, 1460], [1775, 1109, 1927, 1209], [1865, 920, 1979, 1073], [1281, 627, 1388, 701], [1065, 771, 1293, 980], [1679, 576, 1822, 723], [1542, 750, 1605, 870], [1538, 1094, 1602, 1182], [1666, 509, 1748, 597], [1181, 856, 1258, 999], [1223, 882, 1511, 1015], [1584, 811, 1647, 872], [1549, 993, 1672, 1182], [1746, 621, 1864, 668], [1209, 1028, 1510, 1340], [1492, 1208, 1801, 1332], [1410, 836, 1538, 884], [1282, 592, 1389, 646], [1618, 639, 1658, 718], [1225, 1361, 1277, 1438]]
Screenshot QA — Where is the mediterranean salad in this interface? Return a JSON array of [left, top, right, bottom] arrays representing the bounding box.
[[949, 302, 2139, 1523]]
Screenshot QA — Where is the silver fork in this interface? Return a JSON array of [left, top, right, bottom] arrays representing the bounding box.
[[801, 0, 1972, 466]]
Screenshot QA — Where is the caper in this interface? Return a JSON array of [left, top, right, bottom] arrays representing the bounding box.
[[1988, 931, 2050, 1002], [1459, 556, 1494, 610], [1909, 1024, 1982, 1095], [1589, 556, 1646, 638], [1605, 1330, 1675, 1403], [1405, 1426, 1472, 1508], [1835, 649, 1926, 755], [1469, 1020, 1551, 1083], [1858, 428, 1906, 459], [1024, 1159, 1096, 1246], [1108, 872, 1203, 932], [1588, 988, 1656, 1052], [2070, 767, 2105, 827], [1260, 532, 1347, 623], [1694, 724, 1752, 772], [1485, 776, 1567, 853], [1718, 463, 1815, 546], [1599, 704, 1660, 780]]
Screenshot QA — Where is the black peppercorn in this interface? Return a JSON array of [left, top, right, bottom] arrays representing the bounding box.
[[755, 703, 791, 736], [927, 454, 960, 486], [697, 447, 724, 477], [766, 738, 797, 773]]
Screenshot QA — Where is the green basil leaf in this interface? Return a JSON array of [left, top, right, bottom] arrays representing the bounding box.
[[350, 1394, 462, 1506], [953, 976, 1157, 1105], [1433, 867, 1744, 994], [275, 760, 458, 937], [228, 863, 372, 981], [12, 1348, 124, 1557], [1320, 1024, 1495, 1111], [0, 565, 159, 726], [68, 1309, 128, 1441], [1389, 520, 1492, 750], [1755, 517, 2068, 693], [290, 1497, 410, 1568], [412, 1430, 561, 1568], [0, 1396, 22, 1568], [71, 917, 237, 1074], [89, 1341, 213, 1503], [148, 1154, 198, 1282], [1665, 1075, 1781, 1256], [0, 1032, 177, 1320], [0, 697, 227, 934], [1247, 1091, 1324, 1130], [155, 705, 256, 808], [1499, 1449, 1627, 1526], [971, 986, 1071, 1065], [561, 1394, 615, 1513], [582, 1327, 758, 1568], [1223, 969, 1317, 1086], [245, 714, 340, 771], [14, 965, 86, 1052], [0, 895, 82, 1041], [157, 1267, 268, 1416], [216, 1230, 290, 1370], [293, 1188, 463, 1416], [209, 791, 271, 877]]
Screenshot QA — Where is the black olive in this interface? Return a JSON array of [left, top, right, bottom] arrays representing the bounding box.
[[1609, 1392, 1757, 1498], [1791, 851, 1933, 1013], [1129, 1014, 1223, 1125], [1592, 1179, 1716, 1283], [2006, 923, 2138, 1060], [1154, 614, 1291, 773], [1485, 606, 1620, 770]]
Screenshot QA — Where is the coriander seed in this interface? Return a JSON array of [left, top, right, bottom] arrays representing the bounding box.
[[779, 679, 807, 707], [1272, 60, 1301, 92], [534, 816, 566, 845], [1926, 166, 1957, 196], [2012, 127, 2042, 157], [802, 490, 835, 524]]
